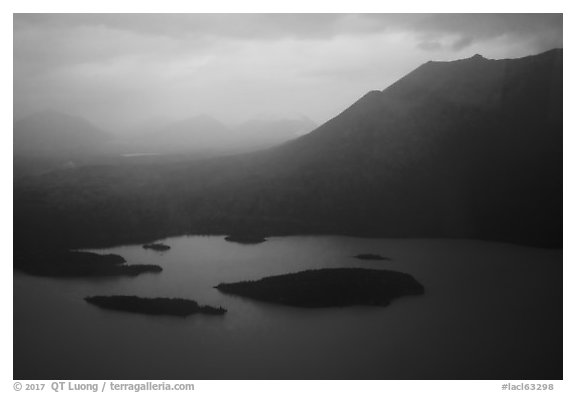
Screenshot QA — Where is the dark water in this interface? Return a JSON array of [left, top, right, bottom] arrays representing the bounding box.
[[13, 236, 562, 379]]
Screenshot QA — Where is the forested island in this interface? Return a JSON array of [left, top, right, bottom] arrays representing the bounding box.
[[85, 295, 227, 316], [215, 268, 424, 307], [14, 250, 162, 277]]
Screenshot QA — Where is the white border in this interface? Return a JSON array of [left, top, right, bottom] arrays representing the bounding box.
[[4, 2, 572, 391]]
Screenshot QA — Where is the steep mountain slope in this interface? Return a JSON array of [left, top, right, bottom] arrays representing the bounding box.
[[14, 49, 563, 249], [244, 48, 563, 245]]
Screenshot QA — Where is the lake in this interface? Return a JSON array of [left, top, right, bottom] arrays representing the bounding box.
[[13, 236, 562, 379]]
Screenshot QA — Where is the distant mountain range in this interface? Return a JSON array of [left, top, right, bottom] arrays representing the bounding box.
[[14, 111, 111, 157], [129, 115, 233, 154], [14, 49, 562, 249], [128, 114, 316, 154], [14, 111, 317, 159], [234, 116, 317, 150]]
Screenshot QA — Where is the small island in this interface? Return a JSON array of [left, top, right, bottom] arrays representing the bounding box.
[[215, 268, 423, 308], [15, 250, 162, 277], [142, 243, 171, 251], [354, 254, 391, 261], [85, 296, 227, 316], [224, 234, 267, 245]]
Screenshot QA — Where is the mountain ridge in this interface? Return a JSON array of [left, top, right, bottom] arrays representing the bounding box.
[[14, 48, 563, 249], [14, 110, 111, 156]]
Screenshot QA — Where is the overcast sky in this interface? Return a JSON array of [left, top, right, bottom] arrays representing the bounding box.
[[13, 13, 563, 132]]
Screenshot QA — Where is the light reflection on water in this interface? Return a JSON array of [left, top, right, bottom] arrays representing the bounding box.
[[14, 236, 562, 379]]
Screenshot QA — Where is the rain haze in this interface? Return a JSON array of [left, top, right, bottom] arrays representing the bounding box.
[[14, 13, 562, 132], [14, 12, 563, 381]]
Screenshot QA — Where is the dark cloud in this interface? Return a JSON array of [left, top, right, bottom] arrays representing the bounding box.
[[13, 13, 563, 77], [417, 41, 443, 52], [411, 13, 562, 51], [13, 14, 563, 130], [16, 14, 562, 46], [452, 36, 475, 51], [15, 14, 348, 40]]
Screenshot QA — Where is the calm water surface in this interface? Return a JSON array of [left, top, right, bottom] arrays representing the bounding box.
[[14, 236, 562, 379]]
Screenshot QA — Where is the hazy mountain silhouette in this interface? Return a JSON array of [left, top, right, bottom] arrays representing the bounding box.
[[133, 114, 232, 153], [14, 110, 110, 157], [234, 116, 317, 150], [14, 49, 562, 249], [13, 112, 315, 175], [128, 114, 316, 154]]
